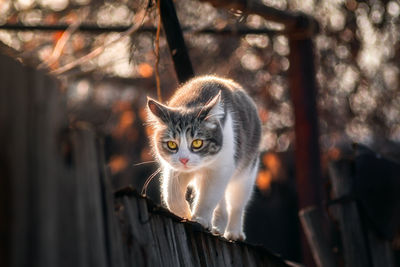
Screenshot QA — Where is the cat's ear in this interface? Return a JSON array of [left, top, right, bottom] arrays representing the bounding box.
[[201, 91, 224, 121], [147, 97, 171, 123]]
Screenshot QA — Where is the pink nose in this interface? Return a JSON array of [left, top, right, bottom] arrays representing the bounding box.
[[179, 158, 189, 165]]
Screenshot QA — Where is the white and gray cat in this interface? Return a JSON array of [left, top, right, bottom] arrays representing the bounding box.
[[147, 76, 261, 240]]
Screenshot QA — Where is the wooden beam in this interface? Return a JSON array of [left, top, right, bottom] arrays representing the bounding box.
[[159, 0, 195, 83], [199, 0, 318, 36], [0, 23, 281, 36], [288, 37, 322, 209]]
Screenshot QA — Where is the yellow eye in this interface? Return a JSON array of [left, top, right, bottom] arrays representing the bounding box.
[[192, 139, 203, 149], [167, 141, 178, 150]]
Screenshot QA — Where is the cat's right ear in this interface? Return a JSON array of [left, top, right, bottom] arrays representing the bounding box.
[[147, 97, 170, 123]]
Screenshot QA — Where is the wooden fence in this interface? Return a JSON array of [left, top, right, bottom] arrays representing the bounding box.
[[0, 53, 295, 267], [299, 146, 398, 267]]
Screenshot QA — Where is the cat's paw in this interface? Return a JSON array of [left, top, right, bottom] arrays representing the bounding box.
[[211, 226, 224, 236], [224, 230, 246, 241], [191, 215, 212, 231]]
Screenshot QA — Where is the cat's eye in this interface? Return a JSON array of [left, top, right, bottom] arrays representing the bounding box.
[[191, 139, 203, 149], [167, 141, 178, 150]]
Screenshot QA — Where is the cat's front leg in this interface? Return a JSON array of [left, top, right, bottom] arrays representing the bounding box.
[[224, 159, 259, 241], [191, 166, 233, 230], [161, 168, 192, 219], [211, 197, 228, 235]]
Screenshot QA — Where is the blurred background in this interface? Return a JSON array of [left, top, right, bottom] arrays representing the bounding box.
[[1, 0, 400, 263]]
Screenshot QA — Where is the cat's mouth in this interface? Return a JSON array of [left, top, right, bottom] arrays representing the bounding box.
[[173, 163, 199, 172], [178, 164, 192, 171]]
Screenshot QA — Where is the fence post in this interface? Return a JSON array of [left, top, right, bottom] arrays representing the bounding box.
[[288, 36, 322, 209], [286, 17, 322, 267]]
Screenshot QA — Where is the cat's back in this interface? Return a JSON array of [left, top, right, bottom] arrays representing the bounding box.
[[167, 76, 242, 108]]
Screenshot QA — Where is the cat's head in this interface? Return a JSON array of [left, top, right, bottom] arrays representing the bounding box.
[[147, 92, 224, 172]]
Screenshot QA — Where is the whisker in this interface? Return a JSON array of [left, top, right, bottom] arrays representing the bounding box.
[[204, 112, 224, 120], [132, 160, 157, 167], [141, 167, 161, 196]]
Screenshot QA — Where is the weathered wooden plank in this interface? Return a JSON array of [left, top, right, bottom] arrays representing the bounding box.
[[72, 125, 108, 267], [173, 223, 195, 267], [194, 230, 212, 266], [29, 67, 61, 267], [164, 216, 182, 267], [206, 234, 220, 266], [328, 160, 370, 267], [0, 54, 10, 266], [242, 245, 257, 267], [5, 54, 31, 267], [366, 228, 395, 267], [299, 206, 336, 267], [149, 215, 172, 266], [199, 233, 213, 266], [220, 239, 233, 267], [114, 199, 131, 266], [186, 225, 203, 266], [137, 198, 161, 267], [97, 140, 126, 267], [123, 196, 146, 267], [57, 154, 82, 267]]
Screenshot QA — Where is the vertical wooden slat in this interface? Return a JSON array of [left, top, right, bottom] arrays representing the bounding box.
[[164, 216, 181, 267], [72, 125, 108, 267], [122, 196, 146, 267], [220, 240, 233, 267], [98, 141, 126, 267], [174, 223, 195, 267], [0, 53, 18, 267], [57, 139, 81, 267], [366, 229, 395, 267], [8, 55, 31, 267], [328, 160, 370, 267], [185, 225, 202, 266], [299, 206, 336, 267], [30, 67, 59, 267]]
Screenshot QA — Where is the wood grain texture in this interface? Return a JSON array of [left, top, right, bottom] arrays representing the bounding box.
[[299, 206, 336, 267], [0, 53, 292, 267], [328, 160, 371, 267]]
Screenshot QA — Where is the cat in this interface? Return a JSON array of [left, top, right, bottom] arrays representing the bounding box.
[[146, 75, 261, 241]]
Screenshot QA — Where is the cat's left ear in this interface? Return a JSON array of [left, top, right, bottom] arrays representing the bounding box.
[[147, 97, 171, 123], [201, 91, 224, 121]]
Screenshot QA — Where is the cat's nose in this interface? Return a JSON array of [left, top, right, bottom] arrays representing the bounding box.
[[179, 158, 189, 165]]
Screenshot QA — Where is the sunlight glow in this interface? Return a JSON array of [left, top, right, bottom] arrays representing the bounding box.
[[38, 0, 68, 11]]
